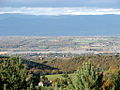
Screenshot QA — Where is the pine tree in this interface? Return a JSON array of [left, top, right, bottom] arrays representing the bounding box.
[[0, 56, 28, 90], [111, 70, 120, 90], [66, 61, 103, 90]]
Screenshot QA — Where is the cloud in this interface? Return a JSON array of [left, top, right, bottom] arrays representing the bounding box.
[[0, 7, 120, 16]]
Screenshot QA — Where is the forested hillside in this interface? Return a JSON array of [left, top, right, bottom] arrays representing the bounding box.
[[0, 55, 120, 90]]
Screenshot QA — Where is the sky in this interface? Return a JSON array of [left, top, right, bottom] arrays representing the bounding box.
[[0, 0, 120, 16], [0, 0, 120, 8], [0, 0, 120, 36]]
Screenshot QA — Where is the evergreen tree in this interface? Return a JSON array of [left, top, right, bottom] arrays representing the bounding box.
[[111, 70, 120, 90], [0, 56, 28, 90], [66, 61, 103, 90]]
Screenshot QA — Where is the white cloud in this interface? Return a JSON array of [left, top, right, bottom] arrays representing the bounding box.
[[0, 7, 120, 16]]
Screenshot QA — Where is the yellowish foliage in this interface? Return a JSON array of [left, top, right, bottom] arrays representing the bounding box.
[[102, 80, 113, 90]]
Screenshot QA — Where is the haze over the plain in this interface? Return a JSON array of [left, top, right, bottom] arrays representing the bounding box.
[[0, 0, 120, 36]]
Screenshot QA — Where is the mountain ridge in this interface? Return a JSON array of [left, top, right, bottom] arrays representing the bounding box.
[[0, 14, 120, 36]]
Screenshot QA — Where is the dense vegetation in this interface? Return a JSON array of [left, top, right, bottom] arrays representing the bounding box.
[[33, 55, 120, 74], [0, 56, 47, 90], [54, 61, 120, 90], [0, 55, 120, 90]]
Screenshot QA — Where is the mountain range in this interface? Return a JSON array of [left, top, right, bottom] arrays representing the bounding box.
[[0, 14, 120, 36]]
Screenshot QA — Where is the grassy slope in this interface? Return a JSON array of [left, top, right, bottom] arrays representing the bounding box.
[[46, 74, 65, 81]]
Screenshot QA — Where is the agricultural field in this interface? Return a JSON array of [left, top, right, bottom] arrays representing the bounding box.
[[0, 36, 120, 56]]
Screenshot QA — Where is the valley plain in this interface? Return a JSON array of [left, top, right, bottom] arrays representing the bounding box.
[[0, 36, 120, 56]]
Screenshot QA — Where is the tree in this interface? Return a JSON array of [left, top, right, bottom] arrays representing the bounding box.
[[66, 61, 103, 90], [111, 70, 120, 90], [0, 56, 29, 90]]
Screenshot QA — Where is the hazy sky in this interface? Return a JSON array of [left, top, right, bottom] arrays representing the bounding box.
[[0, 0, 120, 8], [0, 0, 120, 36]]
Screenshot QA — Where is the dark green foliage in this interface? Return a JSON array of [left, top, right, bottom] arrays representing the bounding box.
[[0, 56, 53, 90], [54, 78, 68, 89], [62, 72, 69, 78], [111, 70, 120, 90], [27, 84, 50, 90], [0, 56, 29, 90], [27, 83, 42, 90], [65, 61, 103, 90], [1, 55, 120, 90]]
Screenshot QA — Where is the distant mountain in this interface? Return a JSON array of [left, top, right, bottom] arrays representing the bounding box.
[[0, 14, 120, 36]]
